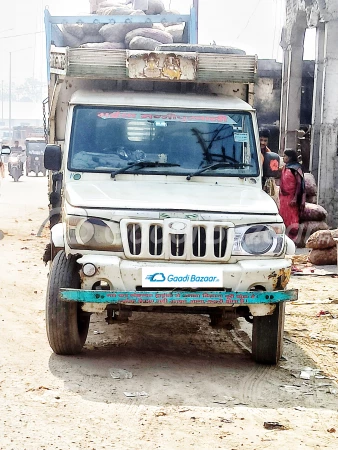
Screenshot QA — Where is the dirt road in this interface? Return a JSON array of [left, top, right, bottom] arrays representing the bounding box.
[[1, 174, 338, 449]]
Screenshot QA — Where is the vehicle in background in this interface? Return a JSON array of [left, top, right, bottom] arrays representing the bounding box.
[[25, 138, 47, 176], [0, 145, 11, 189], [8, 153, 24, 182]]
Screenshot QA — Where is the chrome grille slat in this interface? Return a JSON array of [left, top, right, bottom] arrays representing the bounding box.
[[121, 219, 232, 261]]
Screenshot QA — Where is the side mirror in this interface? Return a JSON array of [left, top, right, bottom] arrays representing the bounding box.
[[1, 145, 10, 155], [44, 144, 61, 171], [263, 152, 280, 178]]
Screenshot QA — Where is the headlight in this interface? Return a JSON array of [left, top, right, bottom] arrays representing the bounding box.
[[232, 224, 285, 256], [35, 156, 39, 160], [66, 216, 123, 251]]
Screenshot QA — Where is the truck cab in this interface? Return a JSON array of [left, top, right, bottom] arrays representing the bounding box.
[[43, 5, 296, 364]]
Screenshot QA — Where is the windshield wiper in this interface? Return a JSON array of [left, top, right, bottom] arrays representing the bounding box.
[[186, 161, 251, 180], [111, 161, 180, 179]]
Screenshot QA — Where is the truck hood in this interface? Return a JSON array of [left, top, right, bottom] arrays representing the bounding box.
[[65, 180, 278, 215]]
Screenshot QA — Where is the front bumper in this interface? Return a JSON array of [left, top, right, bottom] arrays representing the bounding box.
[[60, 288, 298, 306], [59, 255, 297, 314]]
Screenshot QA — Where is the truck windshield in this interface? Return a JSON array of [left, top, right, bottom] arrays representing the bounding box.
[[68, 106, 259, 177]]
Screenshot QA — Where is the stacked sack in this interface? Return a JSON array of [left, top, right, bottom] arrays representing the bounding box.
[[305, 229, 338, 265], [61, 1, 186, 51], [296, 173, 329, 248]]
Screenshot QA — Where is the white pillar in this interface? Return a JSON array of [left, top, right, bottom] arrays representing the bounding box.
[[279, 20, 305, 154], [317, 19, 338, 225], [284, 42, 305, 151], [279, 48, 290, 154], [310, 22, 325, 182]]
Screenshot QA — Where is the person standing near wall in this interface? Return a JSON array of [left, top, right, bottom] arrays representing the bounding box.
[[259, 128, 271, 163], [279, 149, 306, 242]]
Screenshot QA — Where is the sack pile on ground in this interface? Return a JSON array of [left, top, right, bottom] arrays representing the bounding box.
[[305, 229, 338, 265], [296, 173, 329, 248], [61, 1, 185, 50]]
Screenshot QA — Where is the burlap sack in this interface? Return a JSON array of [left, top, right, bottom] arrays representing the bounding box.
[[63, 24, 85, 39], [309, 246, 337, 265], [152, 23, 166, 31], [100, 21, 150, 43], [82, 23, 103, 34], [305, 229, 336, 249], [80, 34, 105, 45], [306, 195, 317, 204], [295, 220, 329, 248], [144, 0, 165, 15], [165, 24, 184, 43], [304, 173, 317, 197], [129, 36, 163, 50], [125, 28, 173, 46], [99, 1, 125, 7], [62, 30, 81, 48], [300, 202, 328, 222], [97, 5, 133, 15]]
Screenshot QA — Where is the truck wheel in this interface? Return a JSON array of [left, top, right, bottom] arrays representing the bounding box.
[[46, 251, 90, 355], [251, 302, 285, 364], [156, 44, 246, 55]]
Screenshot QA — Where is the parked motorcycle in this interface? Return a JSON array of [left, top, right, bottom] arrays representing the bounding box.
[[8, 154, 24, 182]]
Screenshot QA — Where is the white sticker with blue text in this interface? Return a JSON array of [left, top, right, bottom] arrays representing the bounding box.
[[234, 133, 249, 142], [142, 268, 223, 288]]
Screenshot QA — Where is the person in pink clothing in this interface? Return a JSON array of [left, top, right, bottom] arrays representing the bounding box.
[[279, 149, 306, 242]]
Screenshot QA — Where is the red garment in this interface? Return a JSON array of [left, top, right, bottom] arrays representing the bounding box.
[[279, 167, 301, 241]]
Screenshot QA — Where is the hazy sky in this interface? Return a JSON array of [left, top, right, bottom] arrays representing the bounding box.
[[0, 0, 315, 93]]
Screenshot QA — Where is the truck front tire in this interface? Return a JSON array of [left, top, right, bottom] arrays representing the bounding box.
[[46, 251, 90, 355], [251, 302, 285, 364]]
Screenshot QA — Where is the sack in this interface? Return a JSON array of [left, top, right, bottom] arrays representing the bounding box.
[[306, 195, 317, 204], [125, 28, 173, 46], [304, 173, 317, 197], [300, 202, 328, 222], [100, 22, 150, 42], [295, 220, 329, 248], [62, 30, 81, 48], [309, 246, 337, 265], [80, 34, 105, 45], [129, 36, 163, 50], [63, 24, 85, 39], [305, 229, 335, 249], [144, 0, 165, 14], [165, 24, 185, 43], [97, 5, 133, 14], [82, 23, 103, 34]]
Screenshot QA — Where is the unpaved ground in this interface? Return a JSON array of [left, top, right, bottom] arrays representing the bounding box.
[[0, 173, 338, 450]]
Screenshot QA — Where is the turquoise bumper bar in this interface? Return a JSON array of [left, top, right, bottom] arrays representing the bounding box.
[[60, 289, 298, 306]]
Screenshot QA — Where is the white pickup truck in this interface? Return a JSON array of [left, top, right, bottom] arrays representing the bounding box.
[[43, 9, 297, 364]]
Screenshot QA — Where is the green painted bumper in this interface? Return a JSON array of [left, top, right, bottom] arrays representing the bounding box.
[[59, 289, 298, 306]]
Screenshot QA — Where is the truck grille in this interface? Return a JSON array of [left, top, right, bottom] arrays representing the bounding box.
[[122, 219, 233, 261]]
